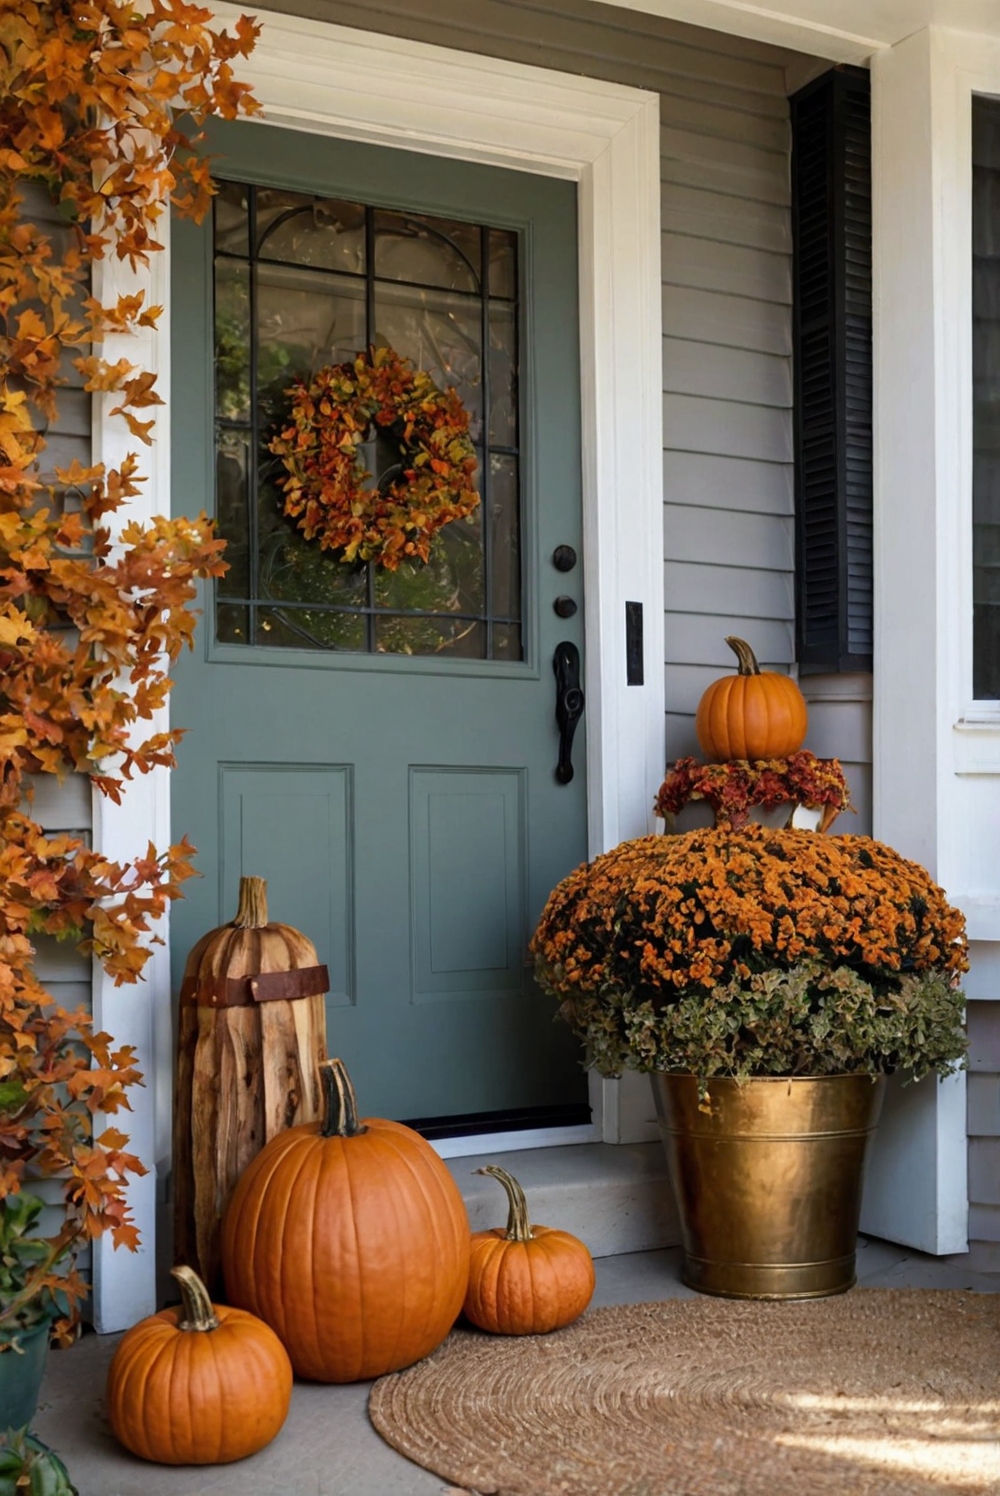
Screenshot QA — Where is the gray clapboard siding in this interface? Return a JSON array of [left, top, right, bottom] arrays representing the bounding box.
[[663, 451, 793, 515], [662, 286, 791, 354], [20, 189, 93, 995], [663, 394, 793, 464], [803, 698, 872, 767], [969, 1074, 1000, 1135], [663, 339, 792, 408], [662, 152, 791, 208], [664, 559, 793, 619], [967, 999, 1000, 1261], [969, 1139, 1000, 1205], [966, 941, 1000, 999], [657, 92, 790, 152], [662, 233, 792, 303], [660, 183, 791, 252], [664, 613, 794, 668], [664, 504, 793, 571], [28, 771, 92, 832], [969, 1001, 1000, 1071]]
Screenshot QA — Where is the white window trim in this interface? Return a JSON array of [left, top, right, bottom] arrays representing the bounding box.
[[91, 7, 663, 1327]]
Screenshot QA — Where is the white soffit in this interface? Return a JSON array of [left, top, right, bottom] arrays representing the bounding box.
[[595, 0, 1000, 64]]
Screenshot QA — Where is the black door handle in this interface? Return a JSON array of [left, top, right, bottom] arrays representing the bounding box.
[[553, 640, 584, 784]]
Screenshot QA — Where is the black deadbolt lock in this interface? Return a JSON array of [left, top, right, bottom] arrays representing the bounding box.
[[553, 595, 577, 619], [552, 545, 577, 573]]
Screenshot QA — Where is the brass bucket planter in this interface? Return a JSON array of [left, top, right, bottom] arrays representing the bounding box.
[[651, 1073, 885, 1300]]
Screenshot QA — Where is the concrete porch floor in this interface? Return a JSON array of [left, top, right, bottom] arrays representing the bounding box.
[[32, 1236, 998, 1496]]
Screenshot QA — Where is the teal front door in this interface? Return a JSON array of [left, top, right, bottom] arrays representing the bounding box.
[[170, 120, 587, 1125]]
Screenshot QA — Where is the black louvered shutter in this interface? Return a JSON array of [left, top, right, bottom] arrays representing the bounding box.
[[791, 67, 872, 673]]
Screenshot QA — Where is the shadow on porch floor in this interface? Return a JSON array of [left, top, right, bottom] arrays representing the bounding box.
[[33, 1238, 998, 1496]]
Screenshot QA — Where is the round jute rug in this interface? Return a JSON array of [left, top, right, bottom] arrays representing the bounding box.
[[369, 1290, 1000, 1496]]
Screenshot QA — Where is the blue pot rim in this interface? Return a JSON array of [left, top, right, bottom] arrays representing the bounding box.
[[0, 1315, 53, 1354]]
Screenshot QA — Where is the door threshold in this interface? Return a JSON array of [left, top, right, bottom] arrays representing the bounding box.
[[430, 1122, 600, 1159]]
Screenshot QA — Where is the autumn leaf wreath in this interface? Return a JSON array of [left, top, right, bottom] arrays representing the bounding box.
[[269, 346, 481, 571]]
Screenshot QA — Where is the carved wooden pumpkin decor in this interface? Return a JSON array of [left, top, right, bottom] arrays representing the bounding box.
[[221, 1058, 471, 1383], [464, 1165, 595, 1335], [173, 876, 328, 1288], [106, 1266, 292, 1465], [695, 636, 808, 762]]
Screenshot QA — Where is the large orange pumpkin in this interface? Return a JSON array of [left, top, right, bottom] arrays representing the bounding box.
[[105, 1266, 292, 1465], [695, 636, 808, 762], [464, 1165, 595, 1335], [221, 1058, 470, 1382]]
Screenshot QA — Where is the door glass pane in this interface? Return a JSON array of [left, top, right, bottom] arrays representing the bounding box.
[[974, 96, 1000, 697], [373, 280, 483, 439], [257, 189, 366, 274], [213, 181, 523, 660], [374, 209, 481, 292]]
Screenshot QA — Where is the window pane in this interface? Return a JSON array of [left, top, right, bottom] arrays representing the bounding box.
[[216, 428, 250, 597], [256, 475, 368, 609], [489, 453, 520, 622], [374, 210, 480, 293], [375, 615, 486, 658], [489, 302, 517, 448], [257, 263, 366, 425], [213, 182, 520, 661], [973, 96, 1000, 697], [217, 603, 249, 644], [215, 180, 249, 257], [256, 189, 366, 274], [256, 606, 367, 652], [373, 280, 482, 439], [374, 513, 484, 618], [488, 229, 517, 299], [215, 259, 250, 422]]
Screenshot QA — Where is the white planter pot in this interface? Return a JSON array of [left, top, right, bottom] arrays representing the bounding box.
[[661, 801, 824, 835]]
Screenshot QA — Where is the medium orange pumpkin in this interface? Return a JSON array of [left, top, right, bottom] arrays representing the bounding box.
[[105, 1266, 292, 1465], [221, 1058, 471, 1383], [464, 1165, 595, 1336], [695, 636, 808, 762]]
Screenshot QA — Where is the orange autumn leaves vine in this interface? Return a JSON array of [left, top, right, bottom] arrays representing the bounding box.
[[0, 0, 258, 1334]]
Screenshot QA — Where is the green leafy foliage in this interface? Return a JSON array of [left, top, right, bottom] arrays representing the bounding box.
[[0, 1195, 62, 1340], [0, 1431, 77, 1496]]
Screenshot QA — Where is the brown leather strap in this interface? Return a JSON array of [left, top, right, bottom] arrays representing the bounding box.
[[198, 964, 330, 1009]]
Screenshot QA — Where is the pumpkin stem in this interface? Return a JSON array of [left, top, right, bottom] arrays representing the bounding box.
[[171, 1265, 220, 1332], [233, 875, 268, 929], [725, 636, 761, 677], [477, 1165, 534, 1242], [319, 1058, 366, 1138]]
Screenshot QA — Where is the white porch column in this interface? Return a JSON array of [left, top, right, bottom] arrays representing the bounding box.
[[867, 26, 979, 1254], [89, 225, 172, 1332]]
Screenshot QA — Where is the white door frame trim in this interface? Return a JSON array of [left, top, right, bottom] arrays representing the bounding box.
[[866, 23, 1000, 1254], [92, 7, 663, 1326]]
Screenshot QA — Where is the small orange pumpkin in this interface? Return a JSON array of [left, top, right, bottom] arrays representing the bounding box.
[[105, 1266, 292, 1465], [221, 1058, 471, 1382], [464, 1165, 595, 1336], [695, 636, 808, 762]]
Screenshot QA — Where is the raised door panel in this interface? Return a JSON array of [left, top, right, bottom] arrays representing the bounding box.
[[409, 767, 526, 1002], [220, 764, 353, 1005]]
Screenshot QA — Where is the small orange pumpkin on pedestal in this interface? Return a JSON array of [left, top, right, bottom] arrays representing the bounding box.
[[464, 1165, 595, 1336], [695, 636, 808, 762], [105, 1266, 292, 1465]]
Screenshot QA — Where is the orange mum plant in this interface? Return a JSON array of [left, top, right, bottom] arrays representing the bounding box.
[[0, 0, 257, 1342], [531, 827, 968, 1085]]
